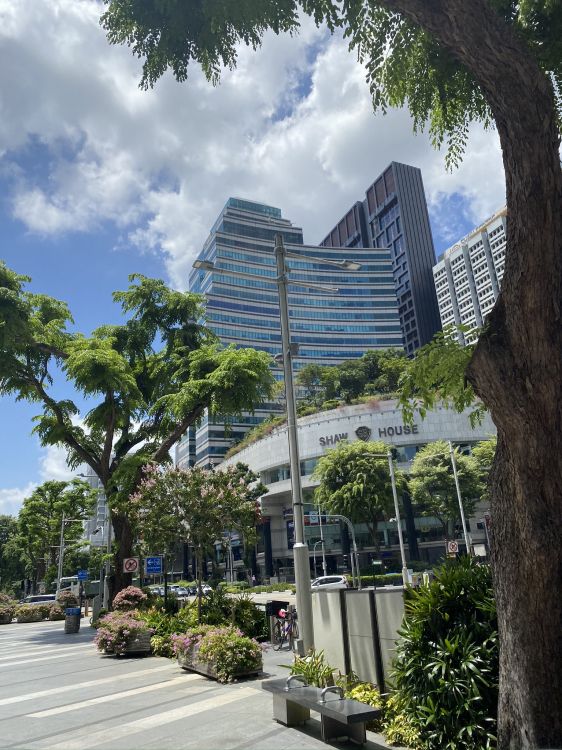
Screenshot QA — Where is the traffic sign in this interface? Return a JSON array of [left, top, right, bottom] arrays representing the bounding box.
[[308, 512, 319, 525], [77, 570, 89, 581], [447, 540, 459, 556], [145, 556, 163, 575], [123, 557, 140, 574]]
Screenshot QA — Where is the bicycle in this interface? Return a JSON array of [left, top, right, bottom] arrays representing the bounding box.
[[272, 608, 299, 651]]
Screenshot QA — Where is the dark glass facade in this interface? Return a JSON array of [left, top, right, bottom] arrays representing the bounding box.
[[320, 162, 441, 355]]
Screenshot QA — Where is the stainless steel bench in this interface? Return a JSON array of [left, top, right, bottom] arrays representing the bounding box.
[[262, 676, 382, 745]]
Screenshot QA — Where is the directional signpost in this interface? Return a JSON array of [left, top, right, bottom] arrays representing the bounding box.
[[77, 570, 89, 581], [145, 556, 163, 575]]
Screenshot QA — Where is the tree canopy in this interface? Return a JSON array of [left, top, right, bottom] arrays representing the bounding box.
[[132, 461, 265, 618], [312, 439, 404, 549], [409, 441, 481, 538], [100, 0, 562, 165], [0, 262, 276, 593], [17, 480, 97, 588]]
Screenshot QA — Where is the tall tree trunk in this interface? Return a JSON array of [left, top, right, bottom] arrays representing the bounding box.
[[375, 1, 562, 746], [109, 513, 133, 605]]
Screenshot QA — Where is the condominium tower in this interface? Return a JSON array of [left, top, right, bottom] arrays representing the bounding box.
[[177, 197, 403, 468], [432, 207, 507, 344], [320, 162, 441, 354]]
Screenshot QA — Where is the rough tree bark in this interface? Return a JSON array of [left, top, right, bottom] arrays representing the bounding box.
[[377, 1, 562, 746]]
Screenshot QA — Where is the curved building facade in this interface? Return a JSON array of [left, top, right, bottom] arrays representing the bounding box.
[[222, 400, 496, 580]]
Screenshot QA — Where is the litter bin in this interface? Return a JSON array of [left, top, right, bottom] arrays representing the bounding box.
[[64, 607, 81, 634]]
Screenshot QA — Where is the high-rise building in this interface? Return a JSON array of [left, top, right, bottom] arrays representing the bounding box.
[[179, 197, 403, 468], [432, 207, 506, 344], [320, 162, 441, 354]]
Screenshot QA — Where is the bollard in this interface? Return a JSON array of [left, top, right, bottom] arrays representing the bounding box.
[[64, 607, 81, 634]]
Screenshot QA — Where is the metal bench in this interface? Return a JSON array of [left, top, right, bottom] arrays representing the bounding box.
[[262, 676, 382, 745]]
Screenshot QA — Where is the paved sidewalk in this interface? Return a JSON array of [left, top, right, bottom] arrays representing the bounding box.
[[0, 619, 401, 750]]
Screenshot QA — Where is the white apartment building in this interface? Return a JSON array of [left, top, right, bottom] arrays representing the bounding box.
[[433, 208, 507, 344]]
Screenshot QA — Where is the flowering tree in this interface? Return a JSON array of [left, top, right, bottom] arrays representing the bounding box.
[[133, 462, 265, 620]]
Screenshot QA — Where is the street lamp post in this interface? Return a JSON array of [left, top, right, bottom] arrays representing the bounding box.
[[274, 235, 314, 652], [55, 514, 87, 597], [313, 539, 324, 578], [448, 441, 471, 554], [387, 451, 409, 586], [193, 239, 361, 652]]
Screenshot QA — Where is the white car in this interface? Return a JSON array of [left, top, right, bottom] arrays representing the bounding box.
[[311, 575, 349, 591]]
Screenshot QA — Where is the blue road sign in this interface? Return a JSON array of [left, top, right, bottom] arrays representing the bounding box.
[[145, 556, 163, 575], [77, 570, 89, 581]]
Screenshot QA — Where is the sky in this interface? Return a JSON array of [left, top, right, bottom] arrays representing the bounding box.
[[0, 0, 506, 516]]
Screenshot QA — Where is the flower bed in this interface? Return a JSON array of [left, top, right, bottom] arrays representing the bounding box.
[[16, 604, 44, 623], [94, 610, 153, 656], [172, 625, 263, 683]]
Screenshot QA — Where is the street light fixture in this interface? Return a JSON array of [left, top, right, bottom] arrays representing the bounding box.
[[448, 441, 472, 554], [359, 451, 409, 586], [192, 238, 363, 651]]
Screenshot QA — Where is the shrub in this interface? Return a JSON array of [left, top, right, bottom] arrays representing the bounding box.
[[0, 593, 16, 605], [150, 634, 174, 657], [0, 604, 15, 623], [230, 593, 268, 640], [94, 610, 153, 655], [344, 683, 383, 732], [389, 557, 498, 750], [197, 626, 263, 683], [289, 650, 336, 688], [57, 591, 79, 608], [382, 693, 422, 749], [16, 605, 43, 623], [34, 604, 51, 620], [48, 605, 66, 621], [112, 586, 147, 611]]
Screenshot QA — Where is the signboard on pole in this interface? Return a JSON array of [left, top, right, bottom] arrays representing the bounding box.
[[145, 556, 163, 575], [446, 540, 459, 557], [77, 570, 89, 581], [123, 557, 140, 574]]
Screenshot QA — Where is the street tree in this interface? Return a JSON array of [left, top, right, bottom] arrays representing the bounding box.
[[0, 516, 25, 595], [132, 462, 264, 620], [409, 441, 481, 539], [312, 440, 402, 550], [472, 436, 497, 505], [100, 1, 562, 741], [0, 265, 276, 598], [17, 480, 96, 590]]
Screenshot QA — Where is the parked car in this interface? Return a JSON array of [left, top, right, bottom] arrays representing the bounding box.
[[20, 594, 57, 604], [310, 575, 349, 591]]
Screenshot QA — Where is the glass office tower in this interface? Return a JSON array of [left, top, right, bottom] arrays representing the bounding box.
[[321, 162, 441, 355], [179, 197, 403, 468]]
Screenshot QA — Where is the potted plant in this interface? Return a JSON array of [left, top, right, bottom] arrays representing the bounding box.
[[48, 604, 66, 621], [94, 610, 153, 656], [112, 586, 147, 611], [57, 591, 79, 609], [173, 625, 263, 683], [0, 603, 15, 625]]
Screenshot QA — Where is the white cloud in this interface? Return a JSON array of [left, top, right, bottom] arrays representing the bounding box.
[[0, 0, 506, 289], [38, 444, 76, 483], [0, 482, 35, 516]]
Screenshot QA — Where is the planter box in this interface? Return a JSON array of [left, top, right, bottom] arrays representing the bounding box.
[[177, 645, 261, 681], [0, 612, 13, 625], [123, 631, 152, 655]]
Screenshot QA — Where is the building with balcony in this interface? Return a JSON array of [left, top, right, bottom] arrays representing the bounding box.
[[432, 207, 507, 344]]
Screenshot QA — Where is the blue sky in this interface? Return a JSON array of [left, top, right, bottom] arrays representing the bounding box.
[[0, 0, 505, 515]]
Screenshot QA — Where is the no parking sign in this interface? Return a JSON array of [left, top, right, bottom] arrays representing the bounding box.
[[123, 557, 140, 574]]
